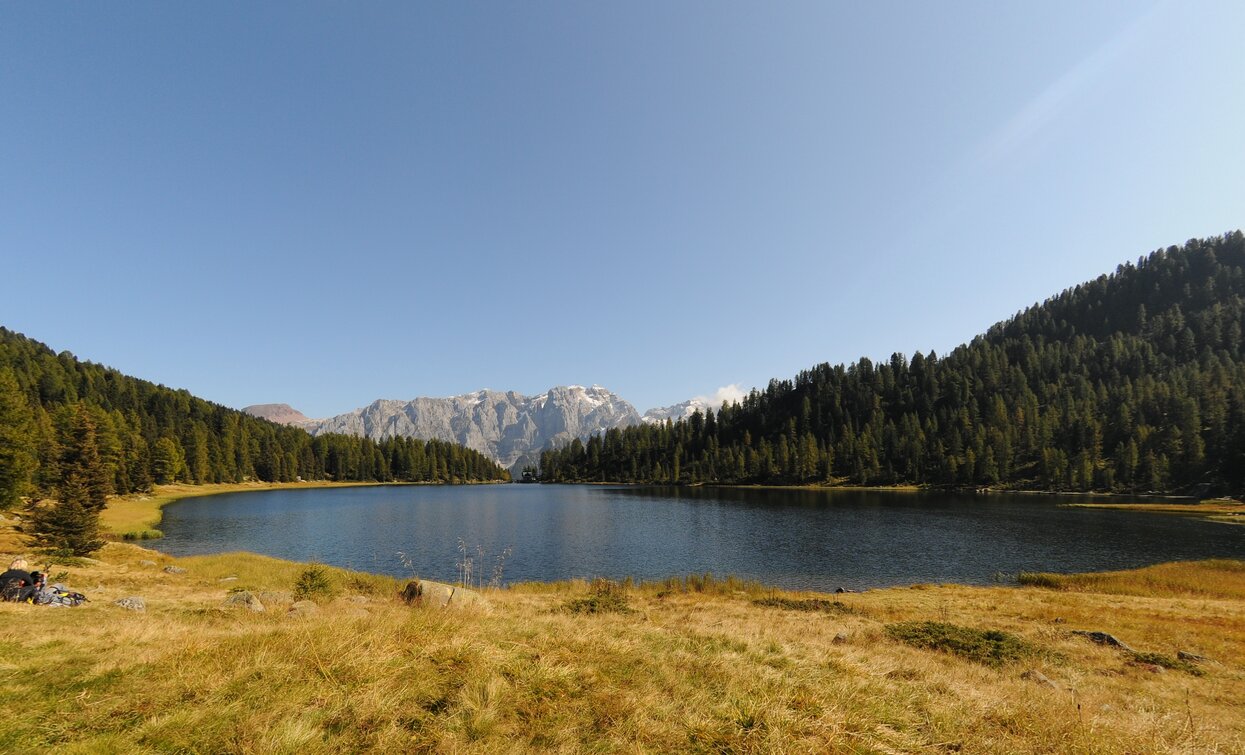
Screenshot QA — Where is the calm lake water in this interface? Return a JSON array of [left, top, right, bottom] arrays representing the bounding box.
[[153, 485, 1245, 591]]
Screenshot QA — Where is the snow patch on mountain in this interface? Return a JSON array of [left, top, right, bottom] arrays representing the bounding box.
[[642, 384, 746, 424], [248, 386, 643, 473]]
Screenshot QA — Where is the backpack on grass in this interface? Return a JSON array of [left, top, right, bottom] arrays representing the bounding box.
[[33, 584, 88, 607]]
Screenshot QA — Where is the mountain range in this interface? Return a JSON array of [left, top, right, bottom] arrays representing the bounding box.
[[245, 385, 692, 472]]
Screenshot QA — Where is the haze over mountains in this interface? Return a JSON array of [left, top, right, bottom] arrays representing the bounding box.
[[246, 385, 674, 472]]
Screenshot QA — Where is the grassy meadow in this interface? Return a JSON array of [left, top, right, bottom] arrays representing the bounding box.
[[0, 541, 1242, 753]]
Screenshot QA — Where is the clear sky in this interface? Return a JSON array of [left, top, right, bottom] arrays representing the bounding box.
[[2, 2, 1243, 417]]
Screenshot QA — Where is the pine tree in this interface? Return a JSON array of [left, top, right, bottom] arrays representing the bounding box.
[[22, 403, 108, 555], [59, 403, 111, 512], [22, 479, 104, 556]]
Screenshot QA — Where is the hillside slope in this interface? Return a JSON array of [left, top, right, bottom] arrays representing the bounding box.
[[0, 329, 509, 498], [543, 233, 1245, 493]]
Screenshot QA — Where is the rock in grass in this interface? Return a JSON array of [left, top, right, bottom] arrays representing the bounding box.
[[113, 597, 146, 612], [1178, 650, 1209, 664], [287, 600, 318, 618], [1021, 669, 1060, 690], [138, 560, 157, 567], [162, 565, 187, 575], [223, 590, 265, 612], [1071, 630, 1133, 652], [412, 580, 486, 610]]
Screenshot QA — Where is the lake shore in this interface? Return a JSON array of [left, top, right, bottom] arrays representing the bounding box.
[[100, 479, 506, 541], [0, 544, 1241, 752], [99, 479, 1245, 543], [1059, 499, 1245, 525]]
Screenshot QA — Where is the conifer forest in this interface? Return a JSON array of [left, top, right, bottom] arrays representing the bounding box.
[[0, 331, 510, 508], [541, 233, 1245, 494]]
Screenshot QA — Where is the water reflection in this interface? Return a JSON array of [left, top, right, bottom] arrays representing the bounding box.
[[154, 485, 1245, 591]]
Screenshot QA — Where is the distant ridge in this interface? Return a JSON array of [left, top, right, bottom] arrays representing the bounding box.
[[242, 403, 317, 428], [245, 385, 643, 473]]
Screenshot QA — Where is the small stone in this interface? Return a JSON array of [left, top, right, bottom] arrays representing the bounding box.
[[287, 600, 318, 618], [832, 632, 849, 644], [223, 590, 265, 612], [163, 566, 187, 575], [113, 597, 146, 612], [1177, 650, 1208, 664], [1052, 617, 1066, 624], [138, 560, 157, 567], [1020, 669, 1059, 690]]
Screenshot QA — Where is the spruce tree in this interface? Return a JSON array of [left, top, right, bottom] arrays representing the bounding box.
[[22, 479, 104, 556], [23, 403, 107, 555]]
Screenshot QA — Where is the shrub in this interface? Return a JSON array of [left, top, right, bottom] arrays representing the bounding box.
[[566, 578, 631, 614], [752, 597, 856, 614], [885, 621, 1037, 667], [293, 564, 336, 602], [1129, 651, 1203, 675], [1017, 571, 1066, 589]]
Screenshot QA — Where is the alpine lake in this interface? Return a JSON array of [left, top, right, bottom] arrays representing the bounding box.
[[149, 484, 1245, 591]]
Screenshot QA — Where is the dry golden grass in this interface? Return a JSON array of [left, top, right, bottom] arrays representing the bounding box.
[[1061, 500, 1245, 525], [1020, 559, 1245, 601], [0, 544, 1242, 753]]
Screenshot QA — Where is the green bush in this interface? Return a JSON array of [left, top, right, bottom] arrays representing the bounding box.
[[885, 621, 1037, 667], [293, 564, 336, 602]]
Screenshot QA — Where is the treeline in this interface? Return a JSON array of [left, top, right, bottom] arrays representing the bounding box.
[[542, 232, 1245, 494], [0, 328, 509, 507]]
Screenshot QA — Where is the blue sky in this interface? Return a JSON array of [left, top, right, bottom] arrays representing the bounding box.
[[2, 2, 1243, 417]]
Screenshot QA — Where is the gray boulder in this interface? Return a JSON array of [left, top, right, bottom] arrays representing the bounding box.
[[162, 565, 187, 575], [402, 579, 486, 609], [113, 596, 146, 612], [223, 590, 265, 612]]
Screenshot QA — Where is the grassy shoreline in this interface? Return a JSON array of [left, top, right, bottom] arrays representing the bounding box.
[[0, 546, 1241, 752], [1059, 499, 1245, 525], [100, 479, 508, 541]]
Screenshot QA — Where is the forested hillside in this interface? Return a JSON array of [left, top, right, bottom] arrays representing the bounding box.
[[541, 233, 1245, 494], [0, 329, 509, 505]]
